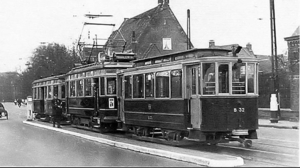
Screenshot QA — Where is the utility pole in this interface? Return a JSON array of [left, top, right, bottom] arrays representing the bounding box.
[[269, 0, 281, 123], [187, 9, 191, 50]]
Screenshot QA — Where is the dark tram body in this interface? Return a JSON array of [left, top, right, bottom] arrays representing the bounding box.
[[32, 74, 67, 122], [31, 48, 259, 147], [118, 48, 259, 146], [65, 54, 134, 132]]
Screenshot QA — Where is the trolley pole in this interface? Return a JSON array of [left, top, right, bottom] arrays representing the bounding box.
[[269, 0, 280, 123]]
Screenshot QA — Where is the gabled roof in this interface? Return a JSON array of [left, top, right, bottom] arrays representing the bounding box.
[[106, 2, 192, 59], [292, 26, 300, 36], [284, 26, 300, 41]]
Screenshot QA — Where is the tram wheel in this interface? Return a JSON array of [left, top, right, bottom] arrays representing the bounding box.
[[242, 139, 252, 148], [175, 132, 184, 141]]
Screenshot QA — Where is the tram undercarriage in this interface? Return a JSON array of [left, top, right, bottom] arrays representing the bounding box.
[[70, 115, 118, 133], [124, 125, 257, 148]]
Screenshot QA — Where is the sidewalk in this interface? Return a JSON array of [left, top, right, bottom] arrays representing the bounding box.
[[259, 119, 299, 129]]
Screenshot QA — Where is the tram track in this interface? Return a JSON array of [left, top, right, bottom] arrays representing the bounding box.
[[108, 131, 299, 166], [254, 141, 298, 149], [217, 141, 299, 167]]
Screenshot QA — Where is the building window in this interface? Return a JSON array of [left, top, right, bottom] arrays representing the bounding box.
[[163, 38, 172, 50]]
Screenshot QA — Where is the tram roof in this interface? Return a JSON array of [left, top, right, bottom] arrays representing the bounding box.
[[134, 48, 230, 62], [133, 48, 231, 66], [32, 74, 66, 84], [67, 61, 134, 75]]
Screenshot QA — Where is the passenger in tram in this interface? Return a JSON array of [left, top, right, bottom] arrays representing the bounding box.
[[51, 94, 62, 128]]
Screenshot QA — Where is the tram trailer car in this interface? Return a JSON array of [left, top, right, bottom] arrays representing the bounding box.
[[118, 48, 259, 147], [65, 53, 135, 132], [32, 74, 68, 122]]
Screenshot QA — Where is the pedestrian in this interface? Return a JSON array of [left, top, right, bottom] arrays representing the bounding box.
[[51, 94, 62, 128], [17, 98, 22, 107]]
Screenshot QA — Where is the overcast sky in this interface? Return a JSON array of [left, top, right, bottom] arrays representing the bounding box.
[[0, 0, 299, 73]]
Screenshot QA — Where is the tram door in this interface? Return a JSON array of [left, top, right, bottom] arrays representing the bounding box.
[[40, 87, 45, 113], [186, 65, 202, 129], [93, 78, 99, 113]]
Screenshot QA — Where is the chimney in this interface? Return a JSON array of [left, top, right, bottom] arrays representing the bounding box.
[[246, 43, 252, 52], [158, 0, 169, 7], [209, 40, 215, 48]]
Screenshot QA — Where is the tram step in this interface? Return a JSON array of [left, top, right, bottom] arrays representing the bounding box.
[[93, 125, 101, 128]]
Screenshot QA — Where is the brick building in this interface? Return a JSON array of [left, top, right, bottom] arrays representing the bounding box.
[[284, 26, 299, 112], [105, 0, 193, 59]]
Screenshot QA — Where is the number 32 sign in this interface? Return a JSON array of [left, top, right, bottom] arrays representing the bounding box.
[[234, 107, 245, 112]]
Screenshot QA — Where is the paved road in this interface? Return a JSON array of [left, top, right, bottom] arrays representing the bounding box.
[[0, 102, 200, 167]]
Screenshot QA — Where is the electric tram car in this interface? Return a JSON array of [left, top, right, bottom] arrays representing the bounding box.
[[65, 53, 135, 132], [117, 48, 259, 147], [32, 74, 67, 122]]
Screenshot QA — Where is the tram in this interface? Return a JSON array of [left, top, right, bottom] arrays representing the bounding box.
[[65, 53, 135, 132], [32, 74, 67, 122], [117, 48, 259, 147]]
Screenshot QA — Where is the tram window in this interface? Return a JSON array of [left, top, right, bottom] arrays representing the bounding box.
[[107, 78, 116, 95], [198, 66, 202, 94], [247, 63, 255, 93], [84, 78, 92, 96], [232, 63, 246, 94], [53, 85, 58, 97], [100, 77, 105, 95], [124, 76, 132, 98], [171, 69, 182, 98], [133, 74, 144, 98], [44, 87, 47, 99], [145, 73, 154, 98], [33, 88, 36, 99], [61, 85, 65, 98], [36, 88, 40, 99], [70, 81, 76, 97], [39, 88, 43, 99], [218, 64, 229, 93], [156, 71, 169, 98], [47, 86, 52, 98], [192, 68, 196, 95], [203, 63, 215, 95], [77, 80, 83, 96]]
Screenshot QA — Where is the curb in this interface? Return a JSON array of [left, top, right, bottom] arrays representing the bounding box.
[[259, 124, 298, 129], [23, 121, 244, 167]]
